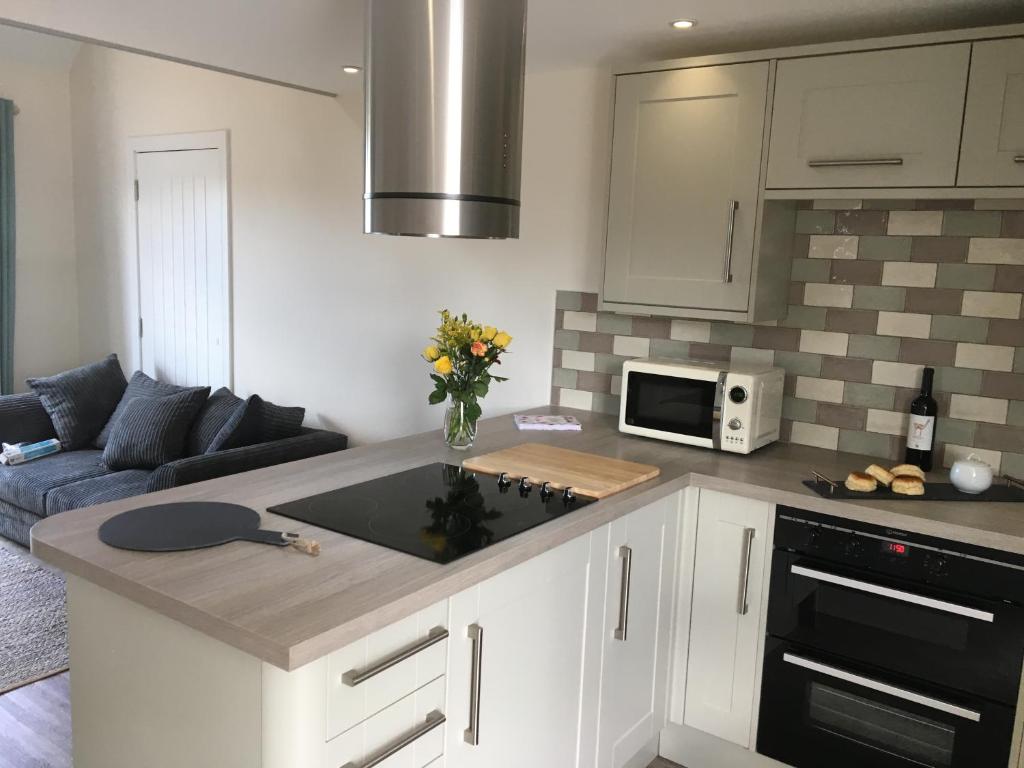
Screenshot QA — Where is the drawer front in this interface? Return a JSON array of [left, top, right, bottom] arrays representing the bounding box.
[[327, 676, 446, 768], [328, 601, 448, 739], [767, 44, 970, 188]]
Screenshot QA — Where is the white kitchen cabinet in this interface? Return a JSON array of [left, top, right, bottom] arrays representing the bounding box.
[[444, 534, 596, 768], [767, 44, 970, 188], [594, 494, 680, 768], [958, 38, 1024, 187], [603, 62, 770, 316], [682, 489, 772, 748]]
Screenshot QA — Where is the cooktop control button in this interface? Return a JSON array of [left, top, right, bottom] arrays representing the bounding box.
[[729, 386, 748, 404]]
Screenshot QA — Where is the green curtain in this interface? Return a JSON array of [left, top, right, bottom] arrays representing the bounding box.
[[0, 99, 13, 394]]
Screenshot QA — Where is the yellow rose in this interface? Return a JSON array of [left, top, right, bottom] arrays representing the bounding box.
[[470, 328, 482, 341], [433, 356, 453, 375], [423, 345, 440, 362], [493, 331, 512, 348], [481, 326, 497, 341]]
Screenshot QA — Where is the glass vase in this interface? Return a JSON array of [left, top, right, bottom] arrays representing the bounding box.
[[443, 399, 478, 450]]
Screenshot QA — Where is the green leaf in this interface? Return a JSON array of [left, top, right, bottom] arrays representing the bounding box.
[[428, 389, 447, 405], [472, 381, 489, 397], [466, 401, 482, 422], [430, 374, 445, 385]]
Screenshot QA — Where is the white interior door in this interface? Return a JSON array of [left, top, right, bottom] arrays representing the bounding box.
[[134, 133, 230, 389]]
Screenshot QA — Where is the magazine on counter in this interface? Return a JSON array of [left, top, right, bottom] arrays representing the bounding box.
[[514, 414, 582, 431]]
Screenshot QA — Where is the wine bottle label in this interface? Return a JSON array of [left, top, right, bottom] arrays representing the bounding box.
[[907, 415, 935, 451]]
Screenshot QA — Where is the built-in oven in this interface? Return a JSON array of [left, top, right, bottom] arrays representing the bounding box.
[[757, 507, 1024, 768]]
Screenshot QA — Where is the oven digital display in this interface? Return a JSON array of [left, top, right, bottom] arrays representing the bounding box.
[[883, 541, 909, 556]]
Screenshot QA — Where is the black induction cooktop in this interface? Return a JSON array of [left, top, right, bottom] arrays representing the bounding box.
[[267, 463, 595, 564]]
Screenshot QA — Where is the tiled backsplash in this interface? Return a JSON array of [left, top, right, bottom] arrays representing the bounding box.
[[552, 199, 1024, 476]]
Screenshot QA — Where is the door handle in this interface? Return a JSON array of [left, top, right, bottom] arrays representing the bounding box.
[[342, 626, 449, 686], [463, 623, 483, 746], [341, 710, 446, 768], [783, 653, 981, 722], [736, 527, 756, 615], [807, 157, 904, 167], [1015, 156, 1024, 164], [614, 545, 633, 641], [722, 200, 738, 283], [790, 564, 994, 622]]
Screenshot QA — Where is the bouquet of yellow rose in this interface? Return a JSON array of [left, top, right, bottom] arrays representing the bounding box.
[[423, 310, 512, 448]]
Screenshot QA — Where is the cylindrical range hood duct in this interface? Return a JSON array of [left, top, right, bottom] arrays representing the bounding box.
[[364, 0, 527, 239]]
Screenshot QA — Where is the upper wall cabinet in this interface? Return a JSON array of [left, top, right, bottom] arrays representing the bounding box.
[[604, 63, 769, 314], [958, 38, 1024, 187], [766, 44, 971, 189]]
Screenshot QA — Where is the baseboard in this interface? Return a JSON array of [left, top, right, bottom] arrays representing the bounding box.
[[659, 723, 791, 768]]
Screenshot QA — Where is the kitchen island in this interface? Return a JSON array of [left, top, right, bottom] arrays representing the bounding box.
[[31, 406, 1024, 768]]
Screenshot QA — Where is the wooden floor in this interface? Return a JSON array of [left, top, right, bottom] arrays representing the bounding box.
[[0, 672, 72, 768]]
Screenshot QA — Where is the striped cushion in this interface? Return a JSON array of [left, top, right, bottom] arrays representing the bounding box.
[[95, 370, 203, 449], [206, 396, 260, 452], [187, 387, 243, 455], [257, 398, 305, 443], [102, 388, 210, 470], [27, 354, 127, 450], [0, 392, 57, 444]]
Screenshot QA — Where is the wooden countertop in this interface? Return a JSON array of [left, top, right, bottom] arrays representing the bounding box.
[[31, 407, 1024, 671]]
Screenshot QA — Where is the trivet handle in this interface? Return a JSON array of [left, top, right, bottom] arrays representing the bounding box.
[[240, 529, 321, 556]]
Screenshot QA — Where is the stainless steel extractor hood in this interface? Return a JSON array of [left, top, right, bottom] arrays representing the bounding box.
[[364, 0, 528, 239]]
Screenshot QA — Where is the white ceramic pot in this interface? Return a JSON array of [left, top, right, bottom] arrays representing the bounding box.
[[949, 453, 994, 495]]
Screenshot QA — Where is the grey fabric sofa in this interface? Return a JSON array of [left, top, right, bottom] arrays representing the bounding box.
[[0, 392, 347, 546]]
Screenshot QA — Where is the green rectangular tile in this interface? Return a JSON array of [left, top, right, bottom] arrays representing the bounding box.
[[929, 315, 990, 343], [775, 350, 823, 377], [650, 339, 691, 359], [592, 393, 621, 416], [1002, 452, 1024, 477], [852, 286, 906, 311], [593, 353, 628, 374], [595, 312, 633, 335], [858, 235, 911, 261], [783, 396, 818, 422], [779, 306, 828, 330], [847, 335, 901, 361], [933, 366, 983, 395], [795, 210, 836, 234], [552, 368, 577, 389], [1010, 401, 1024, 427], [844, 382, 896, 409], [1016, 349, 1024, 374], [554, 330, 581, 350], [838, 430, 897, 459], [935, 418, 977, 446], [710, 322, 755, 347], [791, 258, 831, 283], [935, 263, 996, 291], [555, 291, 582, 311], [942, 210, 1003, 237]]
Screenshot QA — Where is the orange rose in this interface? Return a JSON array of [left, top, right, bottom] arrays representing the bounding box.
[[470, 341, 487, 357]]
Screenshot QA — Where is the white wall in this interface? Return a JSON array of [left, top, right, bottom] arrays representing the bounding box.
[[0, 25, 80, 388], [70, 45, 607, 444]]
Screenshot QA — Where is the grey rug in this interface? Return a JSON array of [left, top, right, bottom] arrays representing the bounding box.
[[0, 546, 68, 694]]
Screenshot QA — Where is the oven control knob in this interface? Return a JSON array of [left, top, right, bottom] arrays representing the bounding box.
[[729, 386, 748, 404], [926, 554, 949, 574], [728, 418, 743, 431]]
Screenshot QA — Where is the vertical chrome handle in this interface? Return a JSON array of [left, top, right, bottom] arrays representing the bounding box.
[[614, 545, 633, 641], [463, 623, 483, 746], [1015, 156, 1024, 164], [736, 527, 755, 616], [722, 200, 738, 284]]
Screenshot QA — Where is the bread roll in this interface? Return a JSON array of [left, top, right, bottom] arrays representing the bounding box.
[[845, 472, 878, 492], [865, 464, 895, 487], [890, 464, 925, 481], [892, 475, 925, 496]]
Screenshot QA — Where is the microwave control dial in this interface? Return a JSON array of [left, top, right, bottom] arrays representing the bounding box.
[[728, 386, 748, 404], [727, 418, 743, 431]]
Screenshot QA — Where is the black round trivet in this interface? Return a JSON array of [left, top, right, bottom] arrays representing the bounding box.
[[98, 502, 291, 552]]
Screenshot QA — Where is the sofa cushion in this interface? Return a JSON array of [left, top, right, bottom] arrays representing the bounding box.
[[206, 395, 261, 452], [96, 371, 207, 449], [45, 469, 153, 516], [27, 354, 127, 450], [103, 388, 210, 470], [187, 387, 243, 456], [0, 449, 110, 516], [0, 392, 57, 445], [256, 397, 305, 443]]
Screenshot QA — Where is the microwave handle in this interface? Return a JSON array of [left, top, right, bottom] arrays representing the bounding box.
[[790, 564, 995, 622], [783, 653, 982, 722]]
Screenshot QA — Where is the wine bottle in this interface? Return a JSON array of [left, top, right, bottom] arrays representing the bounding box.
[[905, 367, 937, 472]]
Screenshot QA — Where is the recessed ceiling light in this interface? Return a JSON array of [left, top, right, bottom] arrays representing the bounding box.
[[342, 65, 362, 74], [669, 19, 697, 30]]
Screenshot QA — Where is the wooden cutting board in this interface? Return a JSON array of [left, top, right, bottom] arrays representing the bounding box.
[[462, 443, 660, 499]]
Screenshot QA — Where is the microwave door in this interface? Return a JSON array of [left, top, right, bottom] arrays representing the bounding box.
[[624, 371, 723, 446]]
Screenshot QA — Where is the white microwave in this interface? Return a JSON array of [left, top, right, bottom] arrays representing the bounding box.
[[619, 358, 785, 454]]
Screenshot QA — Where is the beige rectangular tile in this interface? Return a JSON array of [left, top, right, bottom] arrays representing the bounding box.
[[790, 421, 841, 450], [795, 376, 845, 403], [561, 350, 596, 371], [562, 311, 597, 332], [942, 444, 1002, 472], [813, 199, 863, 210], [613, 336, 651, 358], [872, 361, 924, 388], [876, 311, 931, 339], [866, 409, 909, 437], [954, 343, 1016, 372], [809, 235, 858, 260], [558, 388, 594, 410], [949, 394, 1009, 425], [799, 330, 849, 356], [804, 283, 854, 308], [967, 238, 1024, 265], [887, 210, 942, 236], [881, 262, 937, 288], [669, 319, 711, 343], [961, 291, 1022, 319]]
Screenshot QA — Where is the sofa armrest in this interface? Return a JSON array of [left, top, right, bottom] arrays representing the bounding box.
[[0, 392, 58, 445], [148, 429, 348, 492]]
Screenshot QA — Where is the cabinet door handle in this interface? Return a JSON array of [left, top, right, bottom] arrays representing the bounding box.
[[463, 623, 483, 746], [341, 710, 446, 768], [807, 157, 904, 167], [614, 545, 633, 641], [1015, 156, 1024, 164], [736, 527, 756, 616], [722, 200, 738, 284], [342, 626, 449, 686]]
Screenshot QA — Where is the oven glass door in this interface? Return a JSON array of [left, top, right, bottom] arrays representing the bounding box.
[[623, 371, 718, 439], [758, 640, 1014, 768], [767, 551, 1024, 703]]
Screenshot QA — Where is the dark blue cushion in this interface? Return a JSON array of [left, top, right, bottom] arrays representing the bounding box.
[[26, 354, 127, 450], [45, 469, 153, 516], [102, 388, 210, 470], [206, 395, 260, 452], [0, 449, 110, 516], [96, 370, 206, 449], [257, 398, 305, 443], [187, 387, 243, 456], [0, 393, 57, 445]]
